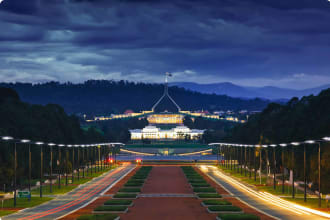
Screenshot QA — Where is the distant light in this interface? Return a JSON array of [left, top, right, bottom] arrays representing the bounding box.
[[262, 145, 268, 148], [305, 140, 315, 144], [291, 142, 300, 146], [21, 139, 30, 143], [270, 144, 277, 147], [280, 143, 287, 147], [35, 142, 44, 145], [2, 136, 13, 140], [48, 143, 56, 146], [58, 144, 65, 147], [323, 137, 330, 141]]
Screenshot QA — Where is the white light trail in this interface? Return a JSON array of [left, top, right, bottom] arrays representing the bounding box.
[[200, 165, 330, 218]]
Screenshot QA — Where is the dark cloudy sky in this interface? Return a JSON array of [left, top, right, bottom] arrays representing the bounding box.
[[0, 0, 330, 89]]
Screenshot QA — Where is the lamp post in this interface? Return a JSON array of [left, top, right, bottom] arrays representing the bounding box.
[[75, 145, 80, 181], [58, 144, 65, 189], [81, 145, 85, 178], [35, 141, 44, 198], [280, 143, 287, 194], [2, 137, 15, 206], [70, 145, 74, 183], [21, 140, 32, 201], [303, 141, 312, 203], [253, 145, 257, 181], [270, 144, 277, 190], [291, 142, 300, 199], [48, 143, 55, 193], [66, 145, 69, 186]]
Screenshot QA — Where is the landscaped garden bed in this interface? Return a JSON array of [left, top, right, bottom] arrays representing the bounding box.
[[216, 213, 260, 220], [197, 193, 222, 199], [191, 183, 210, 187], [193, 187, 216, 193], [113, 193, 138, 199], [207, 205, 243, 214], [93, 205, 128, 213], [124, 182, 143, 187], [77, 214, 119, 220], [201, 199, 232, 207], [104, 199, 133, 206]]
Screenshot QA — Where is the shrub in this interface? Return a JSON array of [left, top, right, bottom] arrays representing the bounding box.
[[208, 206, 242, 212], [218, 214, 260, 220], [104, 200, 132, 206], [197, 193, 222, 198], [124, 183, 143, 187], [189, 179, 207, 184], [202, 200, 232, 206], [77, 214, 118, 220], [193, 187, 216, 193], [126, 180, 144, 184], [113, 193, 137, 198], [94, 206, 128, 212]]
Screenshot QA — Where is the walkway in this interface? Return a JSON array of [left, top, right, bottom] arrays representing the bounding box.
[[120, 166, 215, 220], [2, 164, 135, 220], [198, 165, 328, 220]]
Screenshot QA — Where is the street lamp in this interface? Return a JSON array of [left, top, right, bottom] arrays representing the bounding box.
[[74, 145, 80, 180], [2, 136, 16, 206], [291, 142, 300, 199], [58, 144, 65, 189], [280, 143, 287, 194], [20, 139, 31, 201], [35, 141, 44, 198], [48, 143, 56, 193], [270, 144, 277, 190]]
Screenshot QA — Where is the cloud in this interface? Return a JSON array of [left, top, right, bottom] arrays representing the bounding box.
[[0, 0, 330, 89]]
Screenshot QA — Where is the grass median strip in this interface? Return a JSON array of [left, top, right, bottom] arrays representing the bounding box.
[[104, 200, 133, 206], [94, 206, 128, 212], [217, 213, 260, 220], [208, 205, 242, 212], [197, 193, 222, 198], [113, 193, 137, 198], [202, 200, 232, 206], [193, 187, 216, 193], [77, 214, 119, 220], [124, 182, 143, 187], [191, 183, 210, 187]]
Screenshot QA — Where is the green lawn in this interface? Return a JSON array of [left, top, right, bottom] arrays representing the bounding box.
[[285, 197, 329, 210], [2, 197, 53, 208], [0, 210, 16, 217]]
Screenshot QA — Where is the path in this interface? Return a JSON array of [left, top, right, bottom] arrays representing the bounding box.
[[121, 166, 215, 220], [198, 165, 328, 220], [2, 164, 135, 220]]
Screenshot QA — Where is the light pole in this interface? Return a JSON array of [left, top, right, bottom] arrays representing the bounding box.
[[75, 145, 80, 181], [35, 141, 44, 198], [81, 145, 85, 178], [291, 142, 300, 199], [66, 145, 69, 186], [2, 137, 15, 206], [280, 144, 287, 194], [48, 143, 55, 193], [270, 144, 277, 190], [254, 145, 257, 182], [70, 145, 74, 183], [58, 144, 65, 189]]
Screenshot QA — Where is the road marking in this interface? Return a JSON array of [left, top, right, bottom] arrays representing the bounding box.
[[56, 165, 135, 220], [197, 165, 280, 220]]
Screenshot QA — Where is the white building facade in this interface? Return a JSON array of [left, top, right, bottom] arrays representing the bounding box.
[[130, 125, 204, 140]]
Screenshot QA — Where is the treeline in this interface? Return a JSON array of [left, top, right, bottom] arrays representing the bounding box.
[[224, 88, 330, 192], [0, 88, 105, 188], [183, 116, 236, 143], [0, 80, 270, 115]]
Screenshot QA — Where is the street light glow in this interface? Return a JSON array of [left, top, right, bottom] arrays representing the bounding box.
[[280, 143, 287, 147], [322, 137, 330, 141], [35, 142, 44, 145], [48, 143, 56, 146], [21, 139, 30, 143], [304, 140, 315, 144], [291, 142, 300, 146], [2, 136, 13, 140]]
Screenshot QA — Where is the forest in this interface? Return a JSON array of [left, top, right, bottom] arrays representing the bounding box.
[[222, 88, 330, 192], [0, 80, 270, 116]]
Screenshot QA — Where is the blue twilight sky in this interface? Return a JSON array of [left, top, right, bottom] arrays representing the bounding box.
[[0, 0, 330, 89]]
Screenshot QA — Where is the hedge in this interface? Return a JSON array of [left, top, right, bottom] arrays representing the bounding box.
[[218, 214, 260, 220], [76, 214, 118, 220]]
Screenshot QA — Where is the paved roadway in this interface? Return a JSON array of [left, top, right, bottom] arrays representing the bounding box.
[[3, 164, 135, 220], [197, 165, 329, 220]]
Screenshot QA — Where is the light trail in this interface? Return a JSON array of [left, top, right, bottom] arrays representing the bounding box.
[[199, 165, 330, 218], [18, 167, 125, 220], [120, 148, 155, 156]]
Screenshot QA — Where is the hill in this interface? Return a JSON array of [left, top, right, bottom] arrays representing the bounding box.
[[0, 80, 270, 115], [170, 82, 330, 100]]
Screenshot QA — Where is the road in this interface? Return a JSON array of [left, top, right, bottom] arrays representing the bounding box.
[[197, 165, 329, 220], [3, 164, 135, 220]]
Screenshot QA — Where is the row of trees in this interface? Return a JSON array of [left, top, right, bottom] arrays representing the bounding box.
[[0, 88, 106, 189], [222, 89, 330, 193], [0, 80, 270, 115]]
